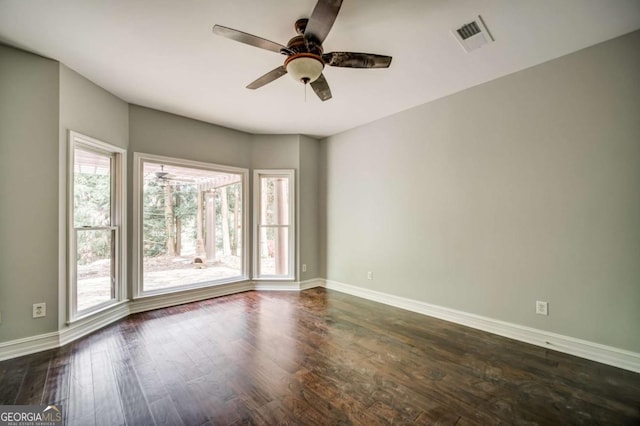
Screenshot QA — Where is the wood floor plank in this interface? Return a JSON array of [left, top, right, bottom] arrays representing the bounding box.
[[107, 344, 155, 426], [0, 356, 32, 404], [148, 395, 185, 426], [1, 287, 639, 425], [41, 363, 70, 406], [166, 379, 210, 425], [243, 400, 296, 425], [91, 350, 126, 426], [133, 361, 170, 405], [14, 350, 52, 405], [67, 345, 96, 426]]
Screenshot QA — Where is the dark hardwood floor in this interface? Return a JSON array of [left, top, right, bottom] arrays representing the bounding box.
[[1, 288, 639, 425]]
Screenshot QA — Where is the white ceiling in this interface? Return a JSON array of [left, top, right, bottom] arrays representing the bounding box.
[[1, 1, 639, 138]]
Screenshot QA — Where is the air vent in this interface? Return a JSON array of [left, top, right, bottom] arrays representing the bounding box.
[[452, 16, 494, 53], [457, 22, 481, 40]]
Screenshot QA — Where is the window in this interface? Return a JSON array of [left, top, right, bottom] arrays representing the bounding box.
[[69, 131, 126, 320], [134, 154, 248, 296], [254, 170, 295, 280]]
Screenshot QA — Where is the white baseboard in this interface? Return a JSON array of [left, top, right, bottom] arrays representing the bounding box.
[[9, 277, 634, 373], [0, 303, 132, 362], [253, 282, 301, 291], [0, 331, 60, 362], [299, 278, 324, 290], [60, 301, 130, 347], [254, 278, 324, 291], [0, 278, 325, 361], [323, 279, 640, 374]]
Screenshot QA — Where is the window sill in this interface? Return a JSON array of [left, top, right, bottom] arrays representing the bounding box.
[[67, 299, 130, 325], [134, 275, 250, 300], [253, 277, 296, 281]]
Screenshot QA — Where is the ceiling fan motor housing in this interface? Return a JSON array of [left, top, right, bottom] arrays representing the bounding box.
[[291, 18, 322, 54], [285, 19, 325, 84]]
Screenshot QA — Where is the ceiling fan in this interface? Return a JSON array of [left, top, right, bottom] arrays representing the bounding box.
[[212, 0, 392, 101], [154, 165, 172, 181]]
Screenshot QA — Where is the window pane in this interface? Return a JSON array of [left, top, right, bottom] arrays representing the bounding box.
[[74, 148, 112, 227], [260, 177, 289, 225], [142, 162, 243, 292], [76, 229, 113, 311], [259, 226, 289, 276]]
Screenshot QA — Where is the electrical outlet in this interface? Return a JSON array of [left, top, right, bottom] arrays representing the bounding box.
[[367, 271, 373, 280], [536, 301, 548, 316], [302, 264, 307, 272], [33, 303, 46, 318]]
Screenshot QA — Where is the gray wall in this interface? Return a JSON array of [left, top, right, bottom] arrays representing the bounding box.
[[299, 136, 321, 280], [322, 31, 640, 352], [0, 45, 60, 341], [318, 140, 327, 279], [58, 64, 129, 326], [0, 47, 130, 342], [59, 64, 129, 150], [250, 134, 299, 170], [129, 105, 252, 169]]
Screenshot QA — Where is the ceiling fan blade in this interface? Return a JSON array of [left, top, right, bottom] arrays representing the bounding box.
[[310, 73, 332, 101], [304, 0, 343, 45], [246, 66, 288, 90], [323, 52, 392, 68], [213, 25, 291, 55]]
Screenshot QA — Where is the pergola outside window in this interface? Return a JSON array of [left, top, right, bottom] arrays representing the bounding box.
[[133, 154, 248, 296]]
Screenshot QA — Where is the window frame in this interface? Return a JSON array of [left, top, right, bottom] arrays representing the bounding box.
[[132, 152, 250, 298], [67, 131, 127, 322], [253, 169, 296, 281]]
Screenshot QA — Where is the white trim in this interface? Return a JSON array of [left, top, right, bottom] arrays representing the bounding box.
[[132, 152, 143, 298], [0, 332, 60, 362], [0, 302, 129, 362], [323, 279, 640, 373], [60, 301, 130, 346], [253, 278, 324, 291], [136, 152, 250, 175], [132, 152, 249, 299], [58, 128, 68, 331], [67, 131, 127, 321], [299, 278, 324, 290], [253, 282, 300, 291], [135, 275, 251, 299], [130, 281, 253, 314]]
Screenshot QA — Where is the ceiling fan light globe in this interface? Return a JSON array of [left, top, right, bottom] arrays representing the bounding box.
[[285, 54, 324, 84]]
